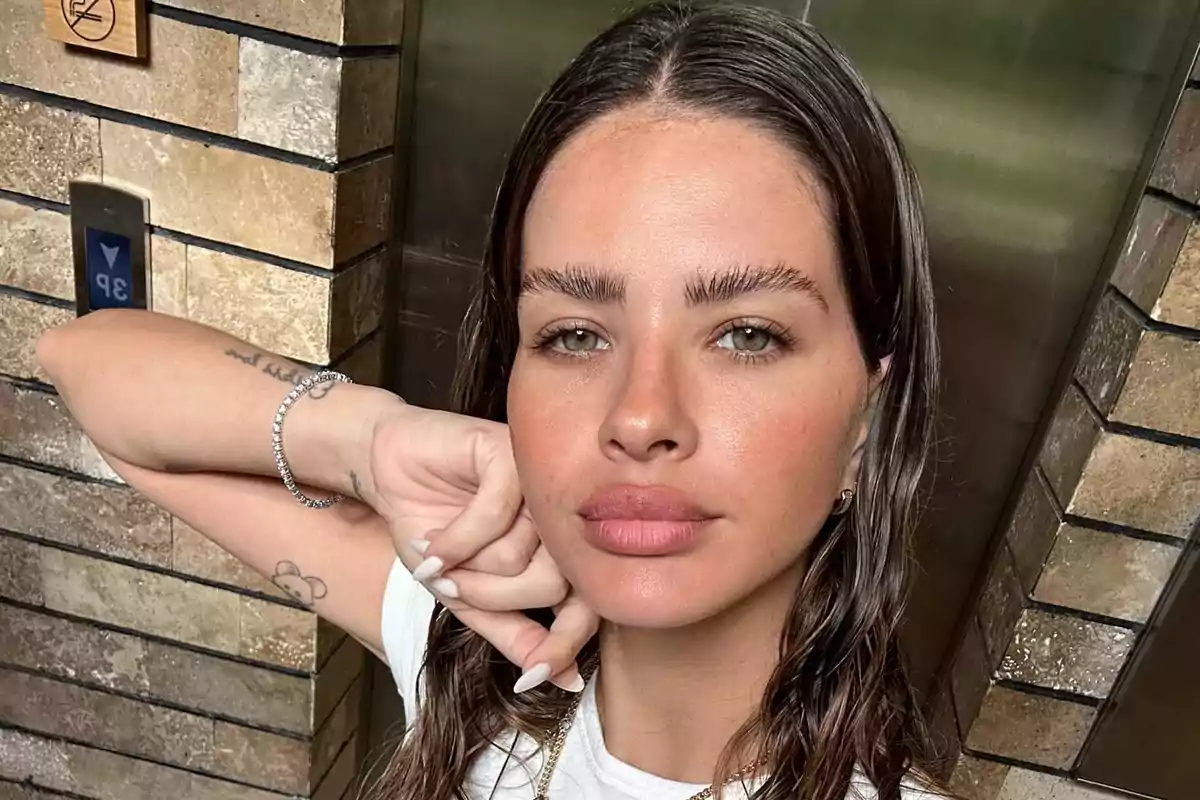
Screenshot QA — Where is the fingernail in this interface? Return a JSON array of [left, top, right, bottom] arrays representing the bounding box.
[[411, 556, 444, 582], [559, 672, 585, 693], [409, 539, 430, 555], [513, 662, 551, 694], [428, 577, 460, 599]]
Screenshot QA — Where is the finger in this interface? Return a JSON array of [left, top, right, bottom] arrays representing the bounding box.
[[418, 438, 523, 574], [516, 594, 599, 694], [438, 548, 568, 611], [451, 602, 591, 694], [458, 511, 539, 577]]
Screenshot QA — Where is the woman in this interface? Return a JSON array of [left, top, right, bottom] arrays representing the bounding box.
[[38, 2, 943, 799]]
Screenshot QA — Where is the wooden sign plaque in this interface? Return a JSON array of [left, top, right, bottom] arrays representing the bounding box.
[[43, 0, 148, 59]]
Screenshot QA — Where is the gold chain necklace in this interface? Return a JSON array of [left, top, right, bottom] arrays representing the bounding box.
[[532, 665, 764, 800]]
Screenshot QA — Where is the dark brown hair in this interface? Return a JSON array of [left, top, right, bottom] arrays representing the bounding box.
[[370, 3, 941, 798]]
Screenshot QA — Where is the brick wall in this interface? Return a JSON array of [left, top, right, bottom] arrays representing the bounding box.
[[942, 73, 1200, 800], [0, 1, 403, 797]]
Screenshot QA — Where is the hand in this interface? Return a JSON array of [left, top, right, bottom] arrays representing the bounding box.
[[359, 403, 597, 691]]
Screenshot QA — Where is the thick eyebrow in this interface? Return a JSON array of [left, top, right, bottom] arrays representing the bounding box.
[[685, 263, 828, 311], [520, 265, 626, 304]]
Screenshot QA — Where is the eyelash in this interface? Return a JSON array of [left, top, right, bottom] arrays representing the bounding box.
[[530, 318, 797, 363]]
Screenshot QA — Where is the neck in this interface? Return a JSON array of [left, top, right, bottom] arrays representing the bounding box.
[[594, 565, 801, 784]]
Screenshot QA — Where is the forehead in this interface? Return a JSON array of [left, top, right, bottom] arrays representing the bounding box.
[[523, 104, 836, 281]]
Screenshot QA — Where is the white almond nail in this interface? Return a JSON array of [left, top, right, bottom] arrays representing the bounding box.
[[513, 663, 552, 694], [409, 539, 431, 555], [411, 556, 444, 582], [428, 577, 460, 599], [560, 672, 586, 693]]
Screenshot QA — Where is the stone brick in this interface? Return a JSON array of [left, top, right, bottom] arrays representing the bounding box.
[[0, 2, 237, 135], [330, 249, 388, 358], [0, 668, 216, 773], [0, 200, 74, 301], [211, 722, 310, 794], [0, 96, 100, 203], [38, 546, 242, 654], [333, 156, 393, 264], [978, 548, 1024, 668], [1110, 196, 1191, 314], [0, 780, 70, 799], [1156, 222, 1200, 328], [1151, 89, 1200, 203], [1004, 472, 1061, 593], [0, 294, 71, 381], [0, 534, 44, 605], [0, 461, 171, 567], [0, 381, 120, 482], [150, 237, 189, 319], [1038, 384, 1100, 507], [312, 676, 364, 787], [997, 768, 1131, 800], [0, 604, 313, 733], [0, 728, 284, 800], [157, 0, 404, 45], [948, 755, 1009, 800], [335, 331, 384, 386], [170, 518, 285, 598], [101, 121, 339, 267], [313, 637, 366, 730], [343, 0, 406, 45], [1073, 292, 1143, 417], [965, 686, 1097, 769], [1111, 332, 1200, 439], [339, 57, 401, 160], [238, 40, 340, 161], [185, 246, 334, 363], [997, 609, 1134, 698], [238, 594, 319, 671], [1069, 433, 1200, 538], [1034, 526, 1181, 623], [312, 729, 358, 800]]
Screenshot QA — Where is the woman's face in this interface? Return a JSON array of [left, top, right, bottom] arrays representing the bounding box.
[[508, 104, 875, 628]]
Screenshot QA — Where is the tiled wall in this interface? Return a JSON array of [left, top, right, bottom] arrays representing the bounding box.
[[0, 1, 402, 797], [941, 76, 1200, 800]]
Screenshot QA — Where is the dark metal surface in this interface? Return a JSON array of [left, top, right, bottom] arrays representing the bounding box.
[[397, 0, 1199, 697], [1078, 547, 1200, 799]]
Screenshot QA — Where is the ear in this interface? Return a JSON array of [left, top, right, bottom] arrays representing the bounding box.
[[842, 355, 891, 490], [274, 561, 301, 578], [305, 576, 328, 600]]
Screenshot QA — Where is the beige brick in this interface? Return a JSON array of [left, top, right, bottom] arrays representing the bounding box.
[[1111, 332, 1200, 439], [997, 768, 1128, 800], [0, 200, 74, 300], [334, 156, 393, 264], [0, 95, 100, 203], [0, 1, 237, 134], [185, 246, 332, 362], [335, 331, 384, 386], [1154, 222, 1200, 328], [101, 121, 338, 266], [330, 249, 388, 358], [0, 294, 72, 381], [0, 461, 171, 567], [997, 609, 1134, 699], [0, 728, 284, 800], [339, 57, 401, 160], [949, 755, 1008, 800], [238, 39, 340, 161], [39, 547, 242, 654], [966, 686, 1096, 769], [150, 237, 189, 318], [0, 534, 44, 605], [211, 722, 311, 794], [1069, 433, 1200, 538], [171, 518, 286, 598], [0, 604, 313, 733], [343, 0, 406, 45], [157, 0, 403, 44], [0, 779, 65, 799], [239, 594, 319, 671], [0, 380, 119, 481]]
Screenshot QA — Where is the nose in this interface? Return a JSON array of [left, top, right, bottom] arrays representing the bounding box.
[[598, 346, 699, 463]]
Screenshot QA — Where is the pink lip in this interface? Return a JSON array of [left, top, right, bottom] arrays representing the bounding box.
[[579, 485, 716, 556]]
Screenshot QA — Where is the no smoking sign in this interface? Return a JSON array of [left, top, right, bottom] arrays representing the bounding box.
[[43, 0, 147, 59]]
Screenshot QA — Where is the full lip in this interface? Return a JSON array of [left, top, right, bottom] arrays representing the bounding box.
[[578, 484, 718, 556]]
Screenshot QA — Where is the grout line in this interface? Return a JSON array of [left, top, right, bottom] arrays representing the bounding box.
[[0, 660, 309, 742], [957, 747, 1073, 778], [1061, 514, 1189, 548], [1024, 599, 1146, 633], [0, 453, 124, 489], [0, 283, 73, 310], [1109, 284, 1200, 342], [993, 678, 1104, 708]]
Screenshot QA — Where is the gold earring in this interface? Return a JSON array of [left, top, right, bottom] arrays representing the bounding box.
[[832, 487, 855, 515]]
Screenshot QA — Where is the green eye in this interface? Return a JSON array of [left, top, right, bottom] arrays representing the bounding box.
[[559, 328, 603, 352], [717, 326, 775, 353]]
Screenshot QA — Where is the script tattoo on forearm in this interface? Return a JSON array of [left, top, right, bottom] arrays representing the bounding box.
[[271, 561, 328, 607], [225, 347, 333, 399]]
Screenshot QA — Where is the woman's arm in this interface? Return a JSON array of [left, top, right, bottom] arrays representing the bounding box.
[[36, 308, 400, 497]]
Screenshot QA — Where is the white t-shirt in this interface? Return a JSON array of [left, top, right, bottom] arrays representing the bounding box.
[[380, 558, 941, 799]]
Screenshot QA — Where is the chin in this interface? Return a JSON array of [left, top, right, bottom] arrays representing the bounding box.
[[565, 551, 741, 629]]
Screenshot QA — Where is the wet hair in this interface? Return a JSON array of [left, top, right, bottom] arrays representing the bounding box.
[[369, 3, 941, 798]]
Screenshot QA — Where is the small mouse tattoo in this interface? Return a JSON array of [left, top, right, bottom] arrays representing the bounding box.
[[271, 561, 328, 607]]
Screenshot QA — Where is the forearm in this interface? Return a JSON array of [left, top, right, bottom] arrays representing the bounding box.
[[37, 309, 401, 495]]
